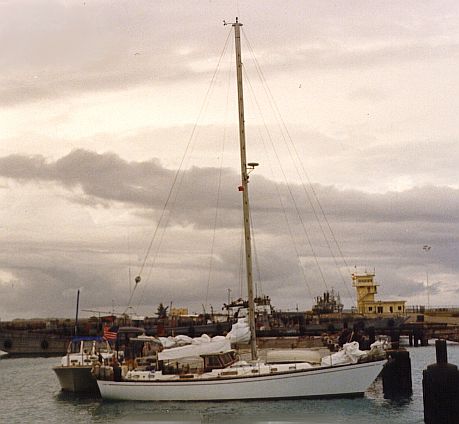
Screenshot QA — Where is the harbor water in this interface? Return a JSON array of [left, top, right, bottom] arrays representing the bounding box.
[[1, 342, 458, 424]]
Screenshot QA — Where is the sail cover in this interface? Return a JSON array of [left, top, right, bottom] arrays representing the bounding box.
[[225, 318, 251, 343], [158, 338, 231, 361]]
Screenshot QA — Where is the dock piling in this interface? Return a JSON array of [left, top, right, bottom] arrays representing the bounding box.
[[382, 349, 412, 398], [422, 339, 459, 424]]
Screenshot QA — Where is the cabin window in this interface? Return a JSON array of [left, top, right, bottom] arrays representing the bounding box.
[[207, 356, 222, 368], [390, 306, 393, 313], [203, 352, 237, 371], [368, 307, 373, 311], [221, 352, 236, 366], [377, 306, 383, 313], [398, 306, 402, 311]]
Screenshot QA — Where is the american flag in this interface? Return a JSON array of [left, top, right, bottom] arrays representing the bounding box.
[[103, 325, 117, 340]]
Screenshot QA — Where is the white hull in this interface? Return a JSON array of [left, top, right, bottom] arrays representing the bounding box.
[[97, 359, 385, 401]]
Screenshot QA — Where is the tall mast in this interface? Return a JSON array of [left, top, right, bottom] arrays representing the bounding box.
[[231, 17, 257, 360]]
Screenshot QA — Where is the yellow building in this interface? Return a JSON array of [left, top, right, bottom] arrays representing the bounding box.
[[170, 307, 189, 317], [352, 272, 406, 316]]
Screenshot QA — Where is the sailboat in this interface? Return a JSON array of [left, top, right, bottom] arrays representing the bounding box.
[[96, 18, 387, 401]]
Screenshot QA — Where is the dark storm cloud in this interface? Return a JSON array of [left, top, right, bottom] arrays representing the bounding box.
[[0, 150, 173, 205], [0, 241, 132, 318], [2, 149, 459, 229], [1, 149, 458, 317]]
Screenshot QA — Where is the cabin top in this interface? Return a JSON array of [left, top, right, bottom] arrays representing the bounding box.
[[201, 350, 238, 372]]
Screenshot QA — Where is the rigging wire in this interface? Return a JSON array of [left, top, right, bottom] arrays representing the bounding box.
[[204, 37, 234, 306], [238, 223, 244, 299], [243, 68, 316, 299], [249, 213, 263, 299], [127, 28, 234, 312], [239, 43, 328, 293], [242, 29, 354, 301], [128, 231, 132, 297]]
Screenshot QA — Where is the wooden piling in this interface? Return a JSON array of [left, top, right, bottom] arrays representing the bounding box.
[[382, 349, 412, 398], [423, 339, 459, 424]]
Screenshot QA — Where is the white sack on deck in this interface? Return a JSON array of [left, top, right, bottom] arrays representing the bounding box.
[[370, 340, 389, 351], [158, 338, 231, 361], [191, 334, 211, 345], [158, 337, 177, 349], [173, 335, 194, 345], [157, 334, 227, 350], [225, 318, 251, 344], [320, 342, 367, 366]]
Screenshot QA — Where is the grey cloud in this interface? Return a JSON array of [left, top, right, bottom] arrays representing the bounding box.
[[0, 1, 225, 106], [0, 150, 172, 205], [0, 56, 206, 107], [4, 39, 455, 108], [2, 150, 459, 227], [2, 150, 459, 229], [3, 1, 459, 106], [264, 42, 459, 77], [1, 149, 458, 315], [331, 139, 459, 191], [3, 1, 459, 319], [0, 255, 130, 318]]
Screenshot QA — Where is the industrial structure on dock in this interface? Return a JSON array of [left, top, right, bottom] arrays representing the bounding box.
[[352, 272, 406, 316]]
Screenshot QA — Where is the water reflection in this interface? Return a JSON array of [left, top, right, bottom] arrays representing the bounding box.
[[88, 396, 407, 424], [50, 378, 417, 424], [6, 347, 451, 423], [55, 391, 101, 403]]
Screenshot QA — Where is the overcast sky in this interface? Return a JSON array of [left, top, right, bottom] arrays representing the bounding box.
[[1, 0, 459, 320]]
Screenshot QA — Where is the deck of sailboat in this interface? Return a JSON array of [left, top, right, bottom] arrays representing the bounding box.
[[104, 358, 385, 383], [97, 357, 386, 401]]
